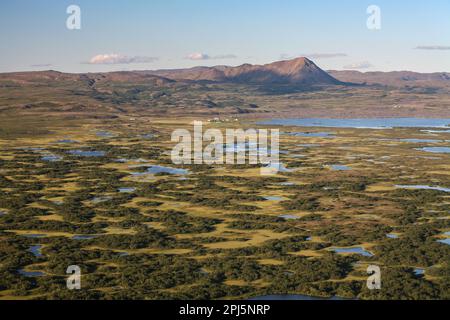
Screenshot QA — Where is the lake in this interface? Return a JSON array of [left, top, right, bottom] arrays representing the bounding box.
[[416, 147, 450, 154], [386, 233, 399, 239], [72, 235, 97, 240], [279, 214, 301, 220], [395, 185, 450, 193], [132, 165, 190, 176], [29, 245, 43, 257], [329, 165, 351, 171], [330, 247, 374, 257], [264, 196, 284, 201], [18, 269, 45, 277], [287, 132, 335, 138], [68, 150, 106, 157], [259, 118, 450, 129], [42, 154, 62, 162]]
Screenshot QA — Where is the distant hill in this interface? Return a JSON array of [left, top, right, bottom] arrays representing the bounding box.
[[150, 57, 342, 86], [0, 70, 174, 87], [329, 70, 450, 88]]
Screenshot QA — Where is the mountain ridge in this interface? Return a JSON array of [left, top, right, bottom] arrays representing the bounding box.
[[148, 57, 342, 85]]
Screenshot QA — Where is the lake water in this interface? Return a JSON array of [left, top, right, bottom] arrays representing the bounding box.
[[330, 247, 374, 257], [68, 150, 106, 157], [42, 154, 62, 162], [91, 196, 112, 204], [437, 232, 450, 246], [417, 147, 450, 154], [141, 133, 155, 139], [287, 132, 335, 138], [260, 118, 450, 129], [386, 233, 399, 239], [55, 139, 78, 144], [22, 234, 47, 238], [414, 268, 425, 276], [329, 165, 351, 171], [395, 185, 450, 193], [422, 129, 450, 133], [399, 139, 442, 143], [119, 187, 136, 193], [264, 196, 284, 201], [132, 165, 190, 176], [72, 235, 97, 240], [297, 144, 320, 148], [279, 214, 301, 220], [18, 269, 45, 277], [249, 294, 345, 300], [29, 245, 43, 257]]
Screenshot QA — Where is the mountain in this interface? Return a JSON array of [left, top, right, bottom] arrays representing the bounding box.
[[329, 70, 450, 88], [149, 57, 342, 86]]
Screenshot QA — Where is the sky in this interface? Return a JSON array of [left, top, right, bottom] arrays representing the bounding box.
[[0, 0, 449, 73]]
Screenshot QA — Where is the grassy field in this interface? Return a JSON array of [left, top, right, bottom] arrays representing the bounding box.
[[0, 110, 449, 300]]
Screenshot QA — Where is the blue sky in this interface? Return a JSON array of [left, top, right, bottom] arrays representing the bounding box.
[[0, 0, 449, 73]]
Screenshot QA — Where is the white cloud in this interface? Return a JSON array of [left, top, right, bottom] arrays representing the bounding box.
[[343, 61, 373, 70], [88, 54, 158, 65], [187, 53, 211, 60], [415, 46, 450, 50], [186, 53, 237, 60]]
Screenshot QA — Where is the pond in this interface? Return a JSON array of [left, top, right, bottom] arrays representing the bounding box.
[[395, 185, 450, 193], [54, 139, 78, 144], [264, 196, 284, 201], [131, 165, 190, 176], [329, 165, 351, 171], [279, 214, 301, 220], [422, 129, 450, 133], [72, 235, 97, 240], [386, 233, 399, 239], [42, 154, 62, 162], [68, 150, 106, 157], [118, 187, 136, 193], [297, 144, 320, 148], [330, 247, 374, 257], [141, 133, 155, 139], [437, 232, 450, 246], [22, 234, 47, 238], [91, 196, 112, 204], [414, 268, 425, 276], [18, 269, 45, 277], [399, 139, 442, 143], [287, 132, 335, 138], [278, 182, 295, 186], [416, 147, 450, 154], [28, 245, 43, 257], [259, 118, 450, 129]]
